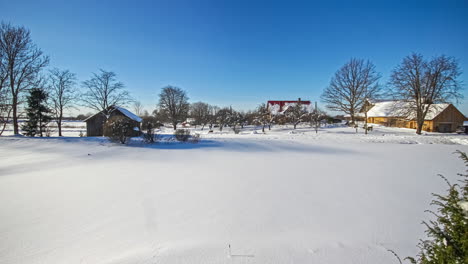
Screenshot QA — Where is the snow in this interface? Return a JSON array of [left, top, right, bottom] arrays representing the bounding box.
[[114, 106, 143, 122], [84, 106, 142, 123], [1, 124, 468, 264], [366, 101, 450, 120]]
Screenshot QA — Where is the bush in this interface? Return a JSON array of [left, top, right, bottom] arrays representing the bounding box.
[[189, 133, 201, 143], [103, 116, 133, 144], [404, 151, 468, 264], [174, 129, 190, 142], [142, 115, 164, 129], [143, 123, 158, 143], [233, 127, 241, 134]]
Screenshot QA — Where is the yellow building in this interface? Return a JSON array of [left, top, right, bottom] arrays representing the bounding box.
[[365, 101, 467, 132]]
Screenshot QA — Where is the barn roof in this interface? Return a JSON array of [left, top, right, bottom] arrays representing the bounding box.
[[366, 100, 450, 120], [84, 106, 142, 122], [114, 106, 143, 122]]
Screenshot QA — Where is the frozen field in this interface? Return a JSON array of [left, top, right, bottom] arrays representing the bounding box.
[[1, 124, 468, 264]]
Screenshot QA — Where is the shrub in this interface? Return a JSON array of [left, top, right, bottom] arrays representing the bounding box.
[[404, 151, 468, 264], [174, 129, 190, 142], [143, 123, 158, 143], [189, 133, 201, 143], [233, 127, 241, 134], [103, 116, 133, 144]]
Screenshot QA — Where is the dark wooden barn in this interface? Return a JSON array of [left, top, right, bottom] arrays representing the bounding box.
[[85, 106, 142, 137]]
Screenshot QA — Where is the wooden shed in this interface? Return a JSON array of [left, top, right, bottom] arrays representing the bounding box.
[[85, 106, 142, 137]]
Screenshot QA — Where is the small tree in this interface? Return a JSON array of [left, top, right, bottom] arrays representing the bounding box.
[[190, 101, 210, 129], [405, 151, 468, 264], [255, 103, 270, 132], [48, 68, 77, 136], [133, 100, 143, 116], [285, 102, 310, 129], [310, 102, 326, 133], [158, 85, 189, 130], [103, 115, 132, 144], [22, 88, 52, 137], [216, 107, 232, 131], [143, 122, 156, 143]]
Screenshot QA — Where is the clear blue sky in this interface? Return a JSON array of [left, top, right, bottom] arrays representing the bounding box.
[[2, 0, 468, 115]]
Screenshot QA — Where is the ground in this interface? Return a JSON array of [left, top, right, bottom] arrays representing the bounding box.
[[1, 123, 468, 264]]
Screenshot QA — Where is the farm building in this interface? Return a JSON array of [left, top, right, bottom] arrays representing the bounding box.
[[364, 100, 467, 132], [267, 98, 311, 113], [84, 106, 142, 137]]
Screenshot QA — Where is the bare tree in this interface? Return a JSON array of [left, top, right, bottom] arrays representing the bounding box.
[[310, 102, 326, 133], [190, 101, 210, 129], [158, 85, 189, 130], [389, 53, 462, 134], [0, 22, 49, 134], [133, 100, 143, 116], [321, 58, 380, 125], [48, 68, 77, 136], [255, 103, 270, 132], [81, 69, 131, 119], [215, 107, 232, 131], [207, 105, 219, 131], [0, 42, 11, 135], [285, 102, 310, 129]]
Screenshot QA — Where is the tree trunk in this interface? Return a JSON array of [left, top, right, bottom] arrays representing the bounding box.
[[268, 124, 271, 130], [173, 123, 177, 130], [262, 124, 265, 133], [294, 123, 297, 129], [364, 111, 368, 135], [201, 124, 205, 130], [416, 120, 423, 135], [58, 112, 63, 136], [12, 95, 18, 135]]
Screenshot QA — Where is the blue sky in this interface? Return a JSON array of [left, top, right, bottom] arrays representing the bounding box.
[[1, 0, 468, 115]]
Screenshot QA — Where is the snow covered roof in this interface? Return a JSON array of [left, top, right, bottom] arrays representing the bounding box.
[[366, 101, 409, 118], [84, 106, 142, 123], [114, 106, 143, 122], [366, 101, 450, 120]]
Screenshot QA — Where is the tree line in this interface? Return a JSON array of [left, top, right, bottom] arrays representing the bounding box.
[[1, 22, 463, 136]]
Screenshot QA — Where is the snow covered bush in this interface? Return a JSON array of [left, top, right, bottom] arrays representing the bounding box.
[[174, 129, 190, 142], [103, 116, 133, 144], [406, 151, 468, 264]]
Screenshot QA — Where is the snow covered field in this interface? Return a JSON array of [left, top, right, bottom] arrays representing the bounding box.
[[1, 124, 468, 264]]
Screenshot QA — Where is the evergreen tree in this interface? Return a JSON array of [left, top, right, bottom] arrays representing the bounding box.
[[22, 88, 52, 137], [406, 151, 468, 264]]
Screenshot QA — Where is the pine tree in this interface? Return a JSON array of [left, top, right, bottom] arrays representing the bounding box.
[[406, 151, 468, 264], [22, 88, 52, 137]]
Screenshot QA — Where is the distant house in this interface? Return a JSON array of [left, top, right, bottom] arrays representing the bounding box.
[[267, 98, 311, 113], [364, 100, 467, 132], [84, 106, 142, 137]]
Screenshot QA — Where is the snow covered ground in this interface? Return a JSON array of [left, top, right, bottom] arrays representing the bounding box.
[[1, 124, 468, 264]]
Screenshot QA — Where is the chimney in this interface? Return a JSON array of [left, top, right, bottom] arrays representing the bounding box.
[[298, 98, 301, 102]]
